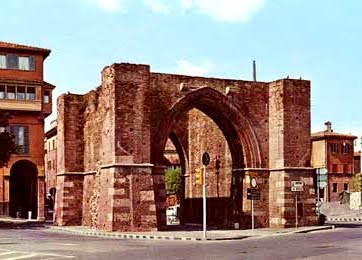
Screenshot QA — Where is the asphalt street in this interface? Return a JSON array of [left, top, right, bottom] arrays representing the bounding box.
[[0, 223, 361, 259]]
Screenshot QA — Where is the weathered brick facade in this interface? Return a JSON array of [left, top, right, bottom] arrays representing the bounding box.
[[0, 42, 55, 220], [55, 62, 317, 231], [311, 122, 357, 202]]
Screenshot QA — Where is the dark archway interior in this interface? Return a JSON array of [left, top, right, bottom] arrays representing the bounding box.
[[10, 160, 38, 219]]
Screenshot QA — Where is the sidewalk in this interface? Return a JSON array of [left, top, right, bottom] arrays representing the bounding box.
[[48, 225, 334, 241]]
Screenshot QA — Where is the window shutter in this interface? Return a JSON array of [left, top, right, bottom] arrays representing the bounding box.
[[29, 56, 35, 71], [23, 126, 29, 154]]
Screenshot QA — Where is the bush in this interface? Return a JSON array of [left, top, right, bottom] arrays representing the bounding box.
[[165, 167, 182, 196]]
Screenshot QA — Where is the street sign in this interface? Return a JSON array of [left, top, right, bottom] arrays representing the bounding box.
[[291, 181, 304, 187], [319, 182, 327, 188], [247, 188, 261, 200], [291, 186, 303, 192], [251, 177, 257, 188], [202, 152, 210, 166], [291, 181, 304, 192]]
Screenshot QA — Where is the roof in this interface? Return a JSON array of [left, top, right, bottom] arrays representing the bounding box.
[[0, 41, 51, 58], [45, 124, 57, 138], [311, 130, 357, 141]]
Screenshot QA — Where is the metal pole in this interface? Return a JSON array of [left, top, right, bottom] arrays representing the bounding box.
[[251, 199, 254, 231], [203, 165, 207, 240], [316, 169, 320, 218], [295, 193, 298, 228]]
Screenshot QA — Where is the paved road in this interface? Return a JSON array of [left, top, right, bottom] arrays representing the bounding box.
[[0, 223, 361, 259]]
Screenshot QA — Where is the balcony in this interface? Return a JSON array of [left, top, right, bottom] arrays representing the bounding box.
[[0, 98, 42, 111]]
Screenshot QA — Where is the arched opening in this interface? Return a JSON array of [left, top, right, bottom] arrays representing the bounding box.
[[153, 87, 261, 229], [9, 160, 38, 219]]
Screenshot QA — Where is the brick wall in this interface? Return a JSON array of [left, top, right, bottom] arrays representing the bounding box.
[[57, 94, 84, 173], [54, 174, 84, 226]]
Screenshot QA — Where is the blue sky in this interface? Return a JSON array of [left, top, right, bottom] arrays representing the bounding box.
[[2, 0, 362, 143]]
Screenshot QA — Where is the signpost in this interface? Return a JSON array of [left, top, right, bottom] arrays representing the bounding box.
[[202, 152, 209, 240], [291, 181, 304, 228], [247, 177, 260, 231]]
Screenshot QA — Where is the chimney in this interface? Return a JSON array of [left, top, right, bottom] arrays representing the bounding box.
[[253, 60, 256, 82], [324, 121, 332, 132]]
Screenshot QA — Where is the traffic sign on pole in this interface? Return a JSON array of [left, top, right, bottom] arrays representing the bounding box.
[[202, 152, 210, 166], [247, 188, 261, 200], [202, 165, 207, 240]]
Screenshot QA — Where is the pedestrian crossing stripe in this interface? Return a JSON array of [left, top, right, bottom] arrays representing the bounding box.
[[0, 249, 75, 259]]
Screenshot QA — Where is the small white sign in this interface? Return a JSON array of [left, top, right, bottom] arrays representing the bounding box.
[[291, 181, 304, 187], [291, 186, 303, 192]]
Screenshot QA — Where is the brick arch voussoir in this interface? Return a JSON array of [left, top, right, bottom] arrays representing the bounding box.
[[152, 87, 261, 168]]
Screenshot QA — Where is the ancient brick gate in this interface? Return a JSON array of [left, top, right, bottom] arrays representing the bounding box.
[[55, 63, 317, 232]]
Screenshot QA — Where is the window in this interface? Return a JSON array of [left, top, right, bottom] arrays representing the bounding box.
[[53, 159, 56, 170], [342, 142, 349, 154], [332, 164, 338, 173], [29, 56, 35, 71], [18, 56, 30, 70], [47, 160, 52, 171], [7, 85, 15, 99], [332, 183, 338, 192], [0, 54, 35, 71], [0, 84, 38, 100], [43, 90, 50, 104], [6, 54, 18, 69], [0, 55, 5, 68], [16, 86, 25, 100], [344, 183, 348, 191], [52, 139, 55, 150], [0, 85, 5, 99], [26, 87, 36, 100], [343, 164, 349, 173], [331, 143, 339, 153], [10, 125, 29, 154]]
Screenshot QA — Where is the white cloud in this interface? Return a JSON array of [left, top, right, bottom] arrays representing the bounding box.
[[176, 60, 213, 76], [94, 0, 127, 12], [191, 0, 266, 22], [88, 0, 265, 21], [143, 0, 171, 15]]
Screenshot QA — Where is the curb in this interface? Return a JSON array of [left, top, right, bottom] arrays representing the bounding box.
[[327, 217, 362, 222], [292, 225, 334, 233], [49, 225, 334, 242], [51, 227, 202, 241]]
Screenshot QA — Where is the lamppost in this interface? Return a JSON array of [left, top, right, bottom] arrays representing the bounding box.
[[215, 156, 220, 197]]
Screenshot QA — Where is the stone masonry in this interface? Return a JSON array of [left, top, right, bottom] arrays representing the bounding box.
[[55, 62, 317, 231]]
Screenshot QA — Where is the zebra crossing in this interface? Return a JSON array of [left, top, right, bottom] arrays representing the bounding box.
[[0, 249, 75, 259]]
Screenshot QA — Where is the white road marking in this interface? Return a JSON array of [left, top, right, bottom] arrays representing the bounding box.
[[0, 251, 16, 256], [36, 252, 76, 259], [0, 248, 76, 259], [53, 243, 78, 246], [4, 253, 37, 260]]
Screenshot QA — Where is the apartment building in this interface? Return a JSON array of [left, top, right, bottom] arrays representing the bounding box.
[[0, 41, 54, 220]]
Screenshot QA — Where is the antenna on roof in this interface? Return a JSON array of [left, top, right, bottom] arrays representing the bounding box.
[[253, 60, 256, 82]]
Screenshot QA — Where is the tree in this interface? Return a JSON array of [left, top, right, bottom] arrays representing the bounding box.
[[165, 167, 182, 196], [0, 110, 17, 167]]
